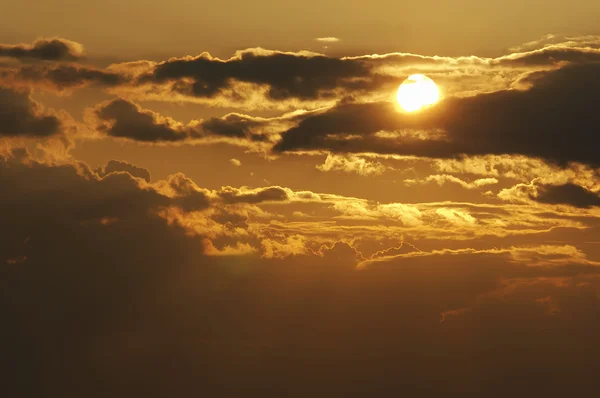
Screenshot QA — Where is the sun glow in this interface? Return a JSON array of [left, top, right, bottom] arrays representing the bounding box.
[[396, 74, 440, 112]]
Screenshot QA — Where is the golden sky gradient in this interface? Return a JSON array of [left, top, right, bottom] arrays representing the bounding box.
[[3, 0, 600, 59], [1, 3, 600, 396]]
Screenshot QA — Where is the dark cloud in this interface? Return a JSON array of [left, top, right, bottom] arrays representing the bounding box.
[[1, 160, 156, 222], [4, 37, 600, 397], [93, 98, 271, 144], [97, 160, 151, 182], [220, 186, 289, 204], [11, 64, 125, 89], [274, 63, 600, 167], [128, 44, 600, 106], [201, 114, 259, 138], [497, 46, 600, 67], [0, 155, 210, 397], [0, 155, 208, 227], [0, 38, 83, 61], [2, 155, 600, 397], [533, 183, 600, 208], [201, 113, 273, 142], [1, 40, 599, 110], [96, 98, 195, 142], [139, 49, 372, 100], [167, 173, 211, 211], [0, 86, 61, 137]]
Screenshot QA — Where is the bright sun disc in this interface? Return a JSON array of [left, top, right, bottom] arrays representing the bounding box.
[[397, 74, 440, 112]]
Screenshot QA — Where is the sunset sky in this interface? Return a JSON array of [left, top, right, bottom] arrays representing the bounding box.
[[2, 2, 600, 396]]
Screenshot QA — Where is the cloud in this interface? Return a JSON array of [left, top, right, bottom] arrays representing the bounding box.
[[0, 64, 125, 91], [94, 98, 202, 142], [229, 158, 242, 166], [435, 208, 477, 226], [219, 186, 289, 204], [499, 180, 600, 208], [316, 154, 388, 176], [2, 152, 592, 269], [273, 63, 600, 167], [4, 35, 600, 396], [134, 48, 372, 104], [0, 155, 205, 261], [0, 154, 220, 396], [200, 112, 277, 142], [315, 240, 364, 262], [495, 45, 600, 67], [96, 160, 152, 182], [358, 244, 600, 269], [3, 36, 600, 112], [433, 155, 600, 191], [203, 239, 258, 256], [405, 174, 499, 189], [0, 86, 61, 137], [90, 98, 275, 146], [161, 173, 212, 211], [0, 38, 83, 61], [126, 38, 600, 108], [261, 235, 309, 259], [3, 153, 600, 396], [509, 34, 600, 52], [533, 183, 600, 208], [369, 240, 421, 260], [315, 37, 340, 43]]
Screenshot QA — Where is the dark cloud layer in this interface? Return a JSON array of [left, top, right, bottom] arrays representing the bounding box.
[[136, 44, 600, 103], [2, 154, 600, 397], [3, 35, 600, 398], [495, 46, 600, 67], [139, 49, 371, 100], [0, 86, 61, 137], [274, 63, 600, 167], [0, 38, 83, 61], [534, 183, 600, 208], [95, 99, 198, 142], [93, 98, 269, 143], [2, 37, 600, 108], [12, 64, 125, 90]]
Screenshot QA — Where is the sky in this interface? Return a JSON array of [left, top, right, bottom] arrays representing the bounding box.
[[2, 2, 600, 397]]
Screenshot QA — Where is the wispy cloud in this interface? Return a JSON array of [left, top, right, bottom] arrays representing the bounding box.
[[315, 37, 340, 42]]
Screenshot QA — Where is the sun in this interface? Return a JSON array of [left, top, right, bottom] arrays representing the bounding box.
[[396, 74, 440, 112]]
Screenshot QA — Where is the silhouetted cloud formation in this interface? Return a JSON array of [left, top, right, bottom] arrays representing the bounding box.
[[201, 113, 275, 142], [95, 98, 200, 142], [121, 39, 600, 108], [97, 160, 152, 182], [3, 36, 600, 110], [3, 34, 600, 398], [138, 48, 370, 100], [533, 183, 600, 208], [219, 186, 289, 204], [92, 98, 273, 144], [0, 86, 61, 137], [0, 38, 83, 61], [6, 64, 126, 90], [2, 151, 600, 397], [274, 63, 600, 167]]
